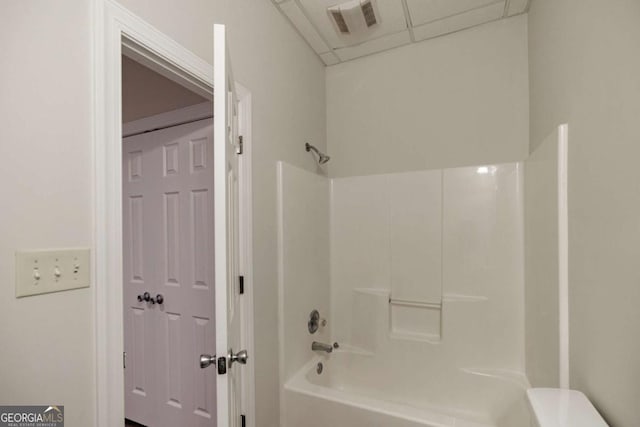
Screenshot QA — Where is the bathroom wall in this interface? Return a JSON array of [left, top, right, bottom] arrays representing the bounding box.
[[0, 1, 325, 426], [277, 162, 331, 383], [326, 15, 529, 178], [330, 163, 525, 372], [528, 0, 640, 424], [0, 3, 95, 426]]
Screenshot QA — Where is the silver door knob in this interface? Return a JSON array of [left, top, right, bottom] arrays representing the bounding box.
[[200, 354, 216, 369], [229, 349, 248, 367]]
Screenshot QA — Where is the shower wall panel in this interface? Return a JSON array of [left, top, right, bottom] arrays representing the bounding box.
[[331, 163, 525, 371], [442, 163, 525, 371], [331, 170, 444, 343], [277, 162, 331, 383]]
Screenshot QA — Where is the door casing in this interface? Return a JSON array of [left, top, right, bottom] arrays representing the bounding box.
[[92, 1, 255, 426]]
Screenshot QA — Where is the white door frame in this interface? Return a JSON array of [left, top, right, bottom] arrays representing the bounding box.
[[92, 1, 255, 426]]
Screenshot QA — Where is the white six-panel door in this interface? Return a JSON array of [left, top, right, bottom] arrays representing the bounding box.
[[214, 24, 245, 427], [123, 119, 216, 427], [122, 23, 245, 427]]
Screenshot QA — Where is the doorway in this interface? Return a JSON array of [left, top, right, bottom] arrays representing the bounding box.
[[121, 55, 215, 427], [94, 5, 255, 426]]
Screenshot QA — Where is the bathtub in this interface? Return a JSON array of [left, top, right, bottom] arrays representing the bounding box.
[[283, 349, 531, 427]]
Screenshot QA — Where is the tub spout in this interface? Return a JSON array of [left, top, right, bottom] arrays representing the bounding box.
[[312, 341, 333, 353]]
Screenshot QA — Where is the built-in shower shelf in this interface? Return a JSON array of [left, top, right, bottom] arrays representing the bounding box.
[[350, 287, 444, 345], [389, 296, 442, 342]]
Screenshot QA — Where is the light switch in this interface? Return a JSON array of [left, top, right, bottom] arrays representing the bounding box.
[[16, 248, 91, 297]]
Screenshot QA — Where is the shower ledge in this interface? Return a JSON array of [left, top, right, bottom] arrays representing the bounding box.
[[389, 330, 441, 344], [442, 294, 488, 303], [460, 367, 531, 389], [334, 344, 374, 357], [353, 287, 390, 296]]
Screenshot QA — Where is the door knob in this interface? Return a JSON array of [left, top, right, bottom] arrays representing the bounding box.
[[229, 349, 248, 367], [200, 354, 216, 369], [137, 292, 163, 305]]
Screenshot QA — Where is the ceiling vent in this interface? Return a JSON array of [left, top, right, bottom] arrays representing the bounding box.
[[328, 0, 380, 40]]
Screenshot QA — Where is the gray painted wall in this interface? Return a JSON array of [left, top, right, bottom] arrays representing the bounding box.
[[326, 16, 529, 178], [0, 1, 326, 426], [529, 0, 640, 424]]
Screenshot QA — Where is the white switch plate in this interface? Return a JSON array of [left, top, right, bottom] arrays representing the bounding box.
[[16, 248, 91, 297]]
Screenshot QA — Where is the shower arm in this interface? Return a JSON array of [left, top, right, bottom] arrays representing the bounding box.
[[305, 142, 330, 165], [305, 142, 321, 157]]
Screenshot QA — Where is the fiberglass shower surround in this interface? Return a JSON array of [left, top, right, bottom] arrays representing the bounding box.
[[278, 161, 527, 427]]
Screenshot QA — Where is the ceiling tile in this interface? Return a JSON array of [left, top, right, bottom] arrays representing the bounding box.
[[413, 2, 504, 41], [298, 0, 408, 49], [320, 52, 341, 66], [274, 0, 521, 65], [334, 30, 411, 62], [507, 0, 529, 16], [407, 0, 503, 27], [280, 0, 330, 53]]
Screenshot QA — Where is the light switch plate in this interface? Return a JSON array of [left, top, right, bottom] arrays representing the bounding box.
[[16, 248, 91, 297]]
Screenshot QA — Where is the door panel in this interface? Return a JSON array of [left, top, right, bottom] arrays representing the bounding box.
[[123, 119, 215, 427], [193, 315, 216, 420], [123, 133, 159, 427]]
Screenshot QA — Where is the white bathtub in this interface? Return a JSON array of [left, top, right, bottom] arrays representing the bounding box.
[[283, 350, 531, 427]]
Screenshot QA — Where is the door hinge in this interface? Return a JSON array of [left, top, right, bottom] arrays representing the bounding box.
[[217, 356, 227, 375], [239, 275, 245, 295], [123, 352, 126, 369], [236, 135, 244, 155], [241, 414, 246, 427]]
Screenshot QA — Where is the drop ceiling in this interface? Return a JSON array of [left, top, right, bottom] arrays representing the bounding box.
[[272, 0, 531, 65]]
